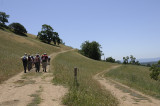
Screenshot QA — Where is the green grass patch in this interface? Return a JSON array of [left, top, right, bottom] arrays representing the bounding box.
[[27, 86, 43, 106], [52, 51, 118, 106], [105, 65, 160, 99], [21, 70, 43, 79], [14, 79, 36, 87]]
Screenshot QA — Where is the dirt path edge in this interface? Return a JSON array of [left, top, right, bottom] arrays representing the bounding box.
[[93, 65, 160, 106]]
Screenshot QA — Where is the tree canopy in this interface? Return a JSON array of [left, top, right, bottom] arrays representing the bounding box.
[[53, 32, 59, 45], [123, 56, 129, 64], [149, 60, 160, 81], [80, 41, 102, 60], [37, 24, 54, 44], [37, 24, 62, 45], [123, 55, 140, 65], [130, 55, 136, 64], [0, 12, 9, 25], [9, 23, 27, 35], [0, 12, 64, 44], [106, 57, 115, 63]]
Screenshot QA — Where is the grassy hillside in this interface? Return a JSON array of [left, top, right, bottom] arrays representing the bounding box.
[[105, 65, 160, 99], [0, 30, 71, 83], [51, 51, 118, 106]]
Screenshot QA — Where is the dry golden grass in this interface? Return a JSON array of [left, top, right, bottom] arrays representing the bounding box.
[[52, 51, 118, 106], [0, 31, 37, 46], [27, 33, 37, 39], [0, 29, 71, 83], [105, 65, 160, 99]]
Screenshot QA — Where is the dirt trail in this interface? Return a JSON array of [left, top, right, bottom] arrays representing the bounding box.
[[0, 50, 71, 106], [94, 65, 160, 106]]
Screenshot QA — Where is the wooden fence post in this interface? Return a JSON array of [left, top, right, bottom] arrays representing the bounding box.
[[74, 67, 78, 81]]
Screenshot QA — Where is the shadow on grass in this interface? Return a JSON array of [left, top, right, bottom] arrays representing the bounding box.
[[113, 82, 151, 102], [48, 43, 60, 47], [13, 32, 28, 37], [0, 27, 4, 30], [0, 25, 28, 37], [39, 41, 61, 48]]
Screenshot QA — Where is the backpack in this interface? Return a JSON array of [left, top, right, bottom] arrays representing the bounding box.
[[31, 56, 34, 61], [42, 55, 47, 62], [22, 56, 27, 62], [28, 56, 32, 61], [35, 57, 40, 63]]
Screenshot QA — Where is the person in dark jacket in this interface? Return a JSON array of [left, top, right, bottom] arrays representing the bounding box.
[[34, 54, 41, 72], [48, 56, 51, 65], [21, 53, 28, 73], [31, 55, 34, 68], [41, 53, 48, 72], [28, 54, 32, 71]]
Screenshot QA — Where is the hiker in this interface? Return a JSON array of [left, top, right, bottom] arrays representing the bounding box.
[[28, 54, 32, 71], [48, 56, 51, 65], [31, 55, 34, 67], [34, 54, 37, 67], [34, 54, 40, 72], [37, 53, 41, 60], [41, 53, 48, 72], [21, 53, 28, 73]]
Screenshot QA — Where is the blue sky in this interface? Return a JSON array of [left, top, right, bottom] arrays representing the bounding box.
[[1, 0, 160, 60]]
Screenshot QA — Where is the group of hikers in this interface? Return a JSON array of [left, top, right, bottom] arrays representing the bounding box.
[[21, 53, 51, 73]]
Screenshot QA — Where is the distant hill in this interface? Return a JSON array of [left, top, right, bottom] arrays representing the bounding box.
[[137, 57, 160, 63], [140, 61, 158, 66], [120, 57, 160, 65]]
